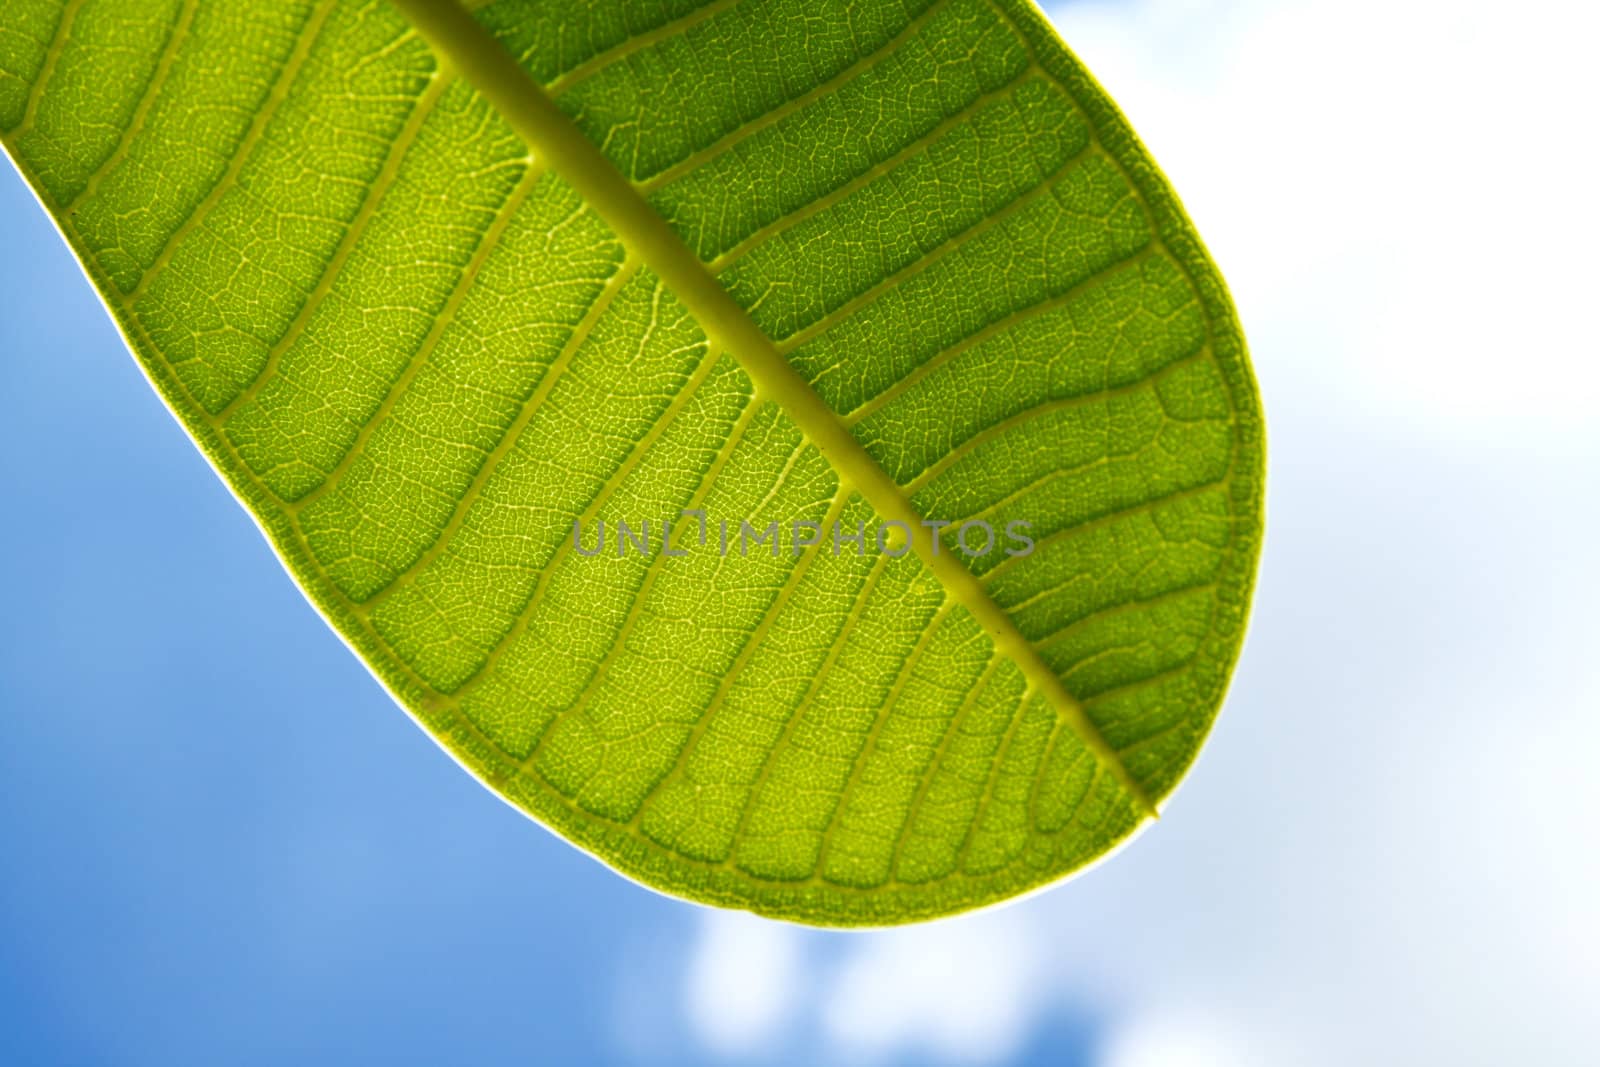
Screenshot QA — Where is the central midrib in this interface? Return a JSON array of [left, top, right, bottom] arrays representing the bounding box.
[[387, 0, 1158, 819]]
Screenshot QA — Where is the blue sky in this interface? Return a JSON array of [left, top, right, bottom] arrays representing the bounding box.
[[2, 1, 1597, 1064]]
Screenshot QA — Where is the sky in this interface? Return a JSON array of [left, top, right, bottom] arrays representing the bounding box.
[[2, 0, 1597, 1063]]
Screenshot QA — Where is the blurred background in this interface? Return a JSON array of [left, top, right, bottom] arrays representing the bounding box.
[[2, 0, 1595, 1062]]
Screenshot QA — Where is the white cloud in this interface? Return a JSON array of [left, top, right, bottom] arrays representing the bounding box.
[[682, 910, 806, 1057], [1050, 0, 1600, 440], [818, 910, 1045, 1065], [1099, 1009, 1275, 1067]]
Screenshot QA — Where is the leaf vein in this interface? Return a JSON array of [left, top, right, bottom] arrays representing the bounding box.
[[545, 0, 747, 98], [13, 0, 85, 141], [887, 650, 1004, 880], [899, 343, 1208, 493], [635, 0, 952, 193], [981, 473, 1228, 591], [728, 550, 892, 872], [629, 487, 853, 832], [520, 387, 768, 767], [118, 0, 338, 304], [842, 244, 1160, 426], [214, 72, 452, 424], [815, 600, 955, 883], [708, 65, 1041, 274], [287, 156, 547, 511], [771, 139, 1094, 353], [358, 256, 641, 612]]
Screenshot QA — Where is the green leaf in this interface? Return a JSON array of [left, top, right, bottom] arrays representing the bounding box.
[[0, 0, 1263, 925]]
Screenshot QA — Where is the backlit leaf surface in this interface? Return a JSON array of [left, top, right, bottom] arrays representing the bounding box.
[[0, 0, 1263, 924]]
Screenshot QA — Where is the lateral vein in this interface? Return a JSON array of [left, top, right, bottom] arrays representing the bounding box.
[[62, 0, 195, 215], [635, 0, 953, 194], [287, 157, 548, 512], [14, 0, 86, 143], [359, 256, 642, 612], [215, 72, 453, 425], [119, 0, 338, 305]]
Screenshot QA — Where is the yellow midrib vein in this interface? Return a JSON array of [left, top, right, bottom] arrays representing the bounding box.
[[387, 0, 1158, 820]]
